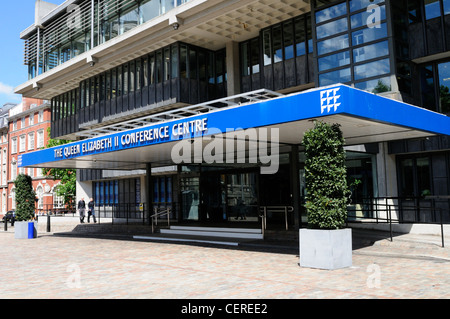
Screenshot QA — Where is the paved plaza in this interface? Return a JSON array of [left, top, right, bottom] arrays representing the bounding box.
[[0, 228, 449, 302]]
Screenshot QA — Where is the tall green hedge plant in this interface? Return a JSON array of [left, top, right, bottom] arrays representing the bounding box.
[[14, 174, 36, 222], [303, 121, 350, 229]]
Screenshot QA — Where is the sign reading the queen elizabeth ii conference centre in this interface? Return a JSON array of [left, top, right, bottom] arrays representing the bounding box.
[[53, 118, 208, 159]]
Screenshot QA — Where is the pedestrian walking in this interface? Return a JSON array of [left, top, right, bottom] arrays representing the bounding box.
[[88, 197, 96, 223], [78, 197, 86, 223]]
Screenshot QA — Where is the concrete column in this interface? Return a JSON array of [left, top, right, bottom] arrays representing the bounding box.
[[376, 142, 399, 219], [146, 163, 153, 225], [76, 172, 92, 217], [226, 41, 241, 96]]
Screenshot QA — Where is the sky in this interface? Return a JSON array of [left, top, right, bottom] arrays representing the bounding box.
[[0, 0, 62, 107]]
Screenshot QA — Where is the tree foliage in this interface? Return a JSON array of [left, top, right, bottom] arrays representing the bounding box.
[[303, 121, 351, 229], [43, 128, 76, 208], [14, 174, 36, 221]]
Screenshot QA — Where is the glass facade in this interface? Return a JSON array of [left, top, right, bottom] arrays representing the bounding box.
[[314, 1, 391, 92], [51, 42, 227, 138], [26, 0, 191, 79]]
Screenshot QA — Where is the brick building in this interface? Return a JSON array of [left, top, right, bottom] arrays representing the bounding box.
[[7, 98, 61, 215]]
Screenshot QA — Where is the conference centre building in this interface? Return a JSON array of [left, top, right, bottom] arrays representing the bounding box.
[[16, 0, 450, 239]]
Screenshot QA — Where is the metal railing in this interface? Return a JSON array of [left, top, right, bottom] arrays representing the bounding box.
[[346, 196, 448, 247], [151, 207, 172, 234], [259, 206, 294, 232]]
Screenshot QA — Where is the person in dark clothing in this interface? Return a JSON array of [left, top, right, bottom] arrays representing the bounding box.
[[78, 198, 86, 223], [87, 198, 96, 223]]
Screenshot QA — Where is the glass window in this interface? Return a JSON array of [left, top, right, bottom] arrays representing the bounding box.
[[59, 42, 71, 64], [319, 67, 351, 86], [294, 17, 306, 56], [171, 45, 179, 79], [119, 6, 139, 34], [136, 59, 142, 90], [189, 49, 197, 79], [72, 34, 86, 57], [354, 76, 391, 93], [317, 34, 349, 55], [425, 0, 441, 20], [399, 158, 414, 197], [444, 0, 450, 14], [162, 0, 175, 14], [351, 5, 386, 29], [354, 58, 390, 80], [417, 157, 431, 196], [140, 0, 160, 23], [283, 21, 294, 60], [351, 22, 387, 46], [117, 66, 122, 97], [438, 61, 450, 113], [353, 40, 389, 63], [241, 42, 250, 76], [105, 70, 111, 100], [180, 45, 187, 78], [316, 17, 348, 39], [149, 54, 156, 84], [156, 50, 162, 83], [250, 38, 260, 74], [143, 57, 149, 86], [164, 47, 170, 81], [315, 2, 347, 24], [130, 61, 135, 92], [111, 16, 119, 39], [263, 29, 272, 66], [408, 0, 423, 23], [111, 69, 117, 99], [307, 15, 313, 54], [349, 0, 384, 12], [318, 50, 350, 72], [123, 64, 129, 94], [272, 25, 283, 63]]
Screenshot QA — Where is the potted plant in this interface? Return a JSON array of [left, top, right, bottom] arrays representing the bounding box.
[[14, 174, 37, 239], [300, 121, 352, 270]]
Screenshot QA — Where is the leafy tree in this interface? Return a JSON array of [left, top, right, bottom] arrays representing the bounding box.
[[14, 174, 36, 221], [303, 121, 351, 229], [43, 128, 76, 209]]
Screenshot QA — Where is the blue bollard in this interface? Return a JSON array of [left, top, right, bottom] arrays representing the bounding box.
[[28, 222, 34, 239]]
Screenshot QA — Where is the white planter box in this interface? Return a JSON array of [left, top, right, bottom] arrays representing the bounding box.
[[14, 221, 37, 239], [299, 228, 352, 270]]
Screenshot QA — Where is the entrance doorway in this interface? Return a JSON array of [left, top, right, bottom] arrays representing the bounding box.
[[180, 169, 259, 226]]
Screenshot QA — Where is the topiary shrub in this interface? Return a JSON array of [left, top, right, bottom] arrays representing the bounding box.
[[14, 174, 36, 222], [303, 121, 351, 230]]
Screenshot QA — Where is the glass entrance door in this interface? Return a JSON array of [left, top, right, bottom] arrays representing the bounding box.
[[180, 176, 200, 221], [225, 173, 258, 223]]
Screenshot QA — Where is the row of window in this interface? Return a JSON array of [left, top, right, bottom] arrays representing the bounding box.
[[421, 60, 450, 114], [52, 42, 226, 120], [408, 0, 450, 22], [11, 111, 45, 132], [314, 1, 391, 93], [7, 184, 59, 211], [240, 14, 313, 78], [93, 177, 173, 207], [10, 130, 45, 154], [30, 0, 191, 79]]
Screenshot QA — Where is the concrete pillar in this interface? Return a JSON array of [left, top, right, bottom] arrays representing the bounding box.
[[146, 163, 153, 225], [376, 142, 398, 219], [226, 41, 241, 96], [76, 172, 92, 217]]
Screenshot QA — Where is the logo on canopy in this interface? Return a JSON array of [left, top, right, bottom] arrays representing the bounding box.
[[320, 88, 341, 114]]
